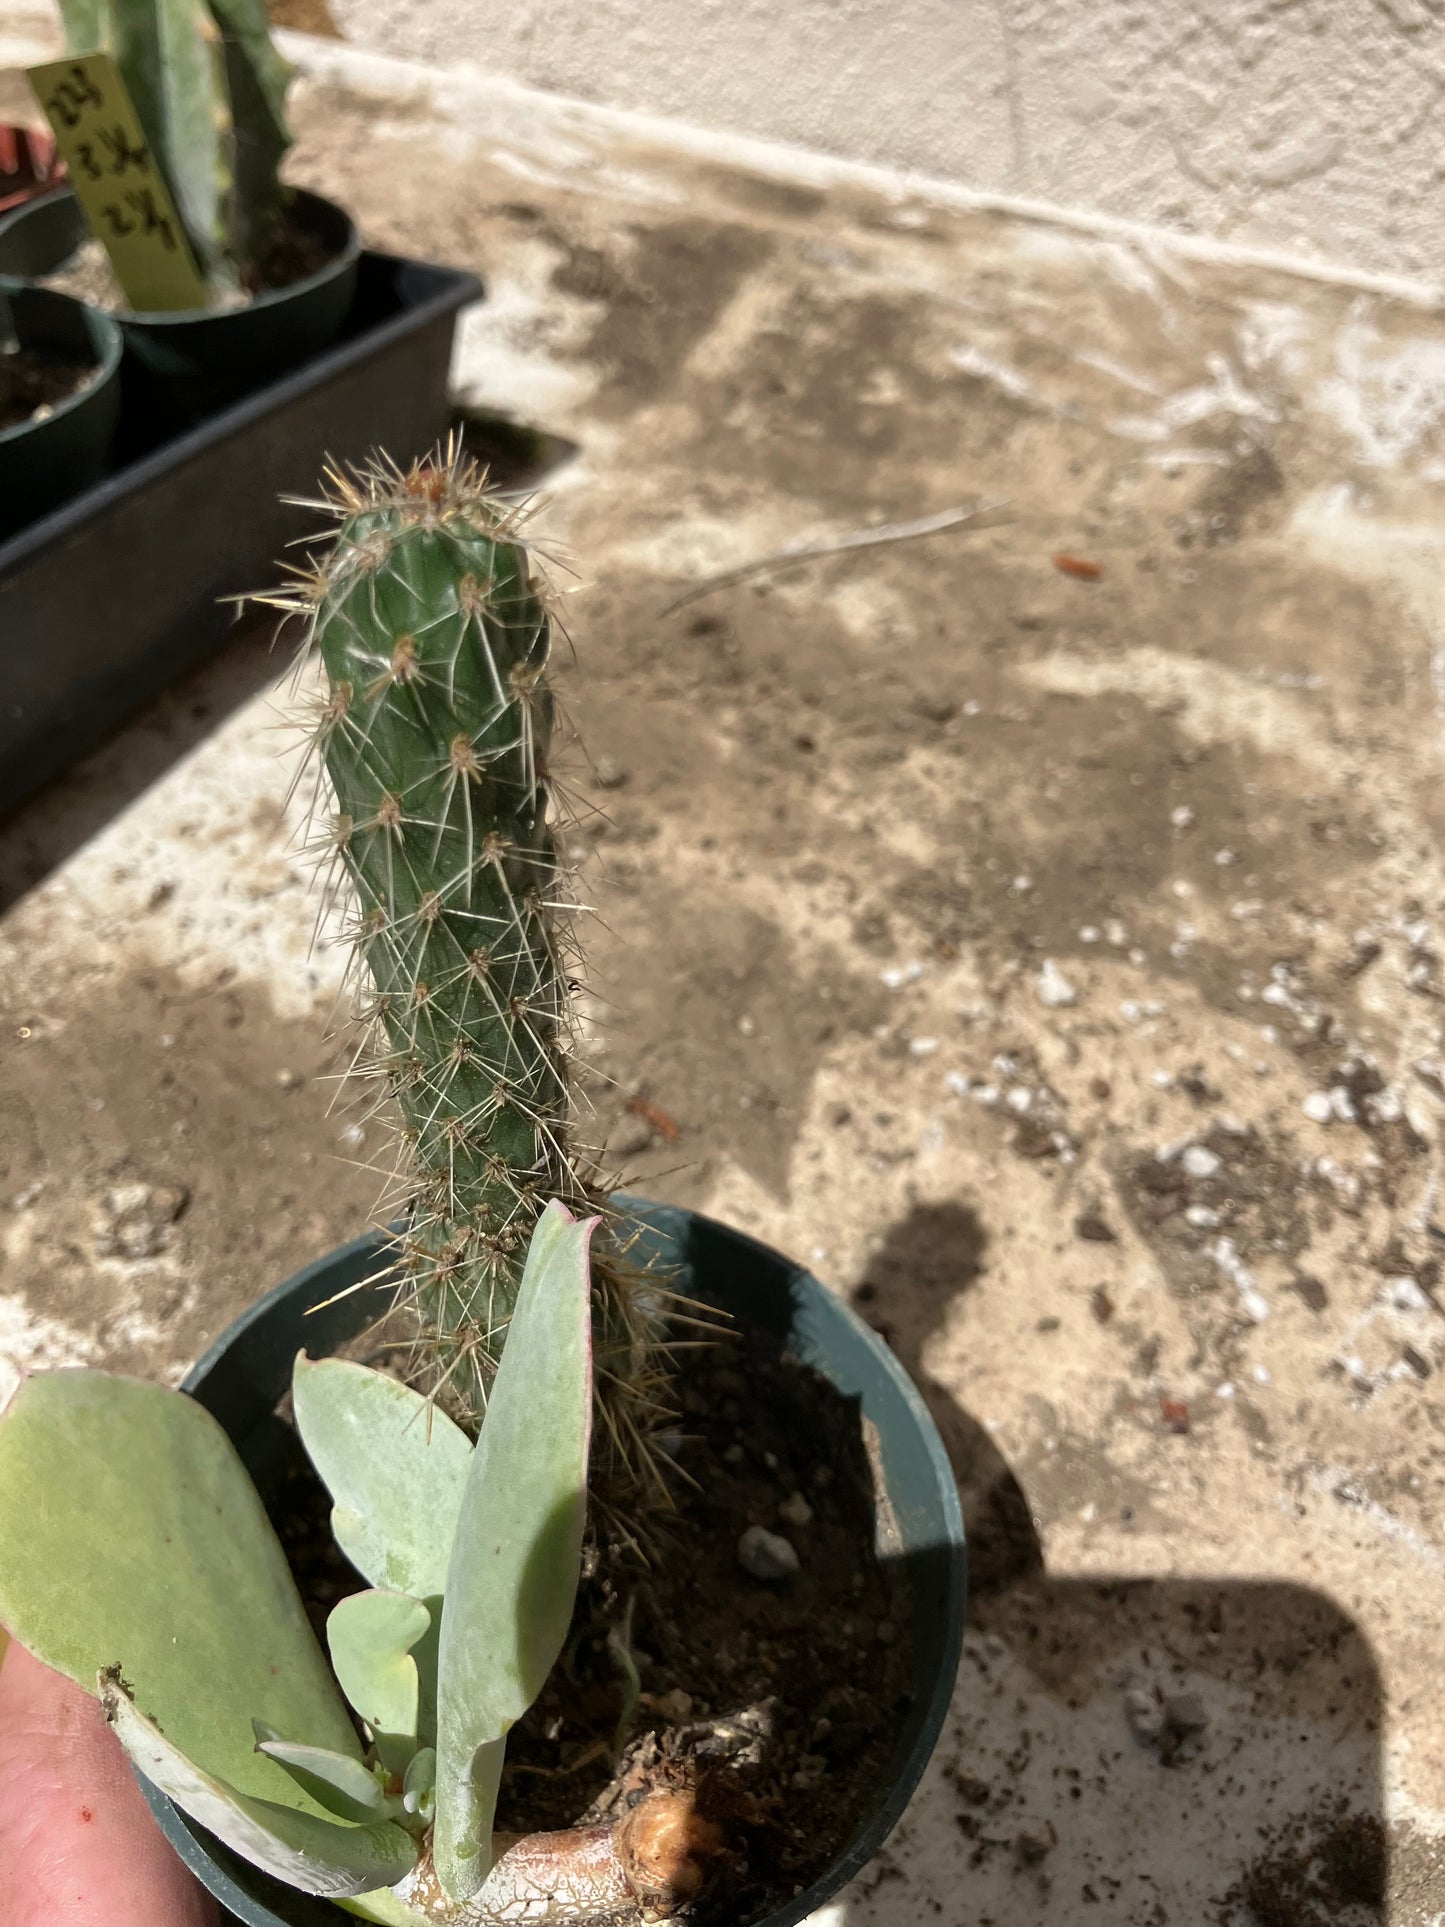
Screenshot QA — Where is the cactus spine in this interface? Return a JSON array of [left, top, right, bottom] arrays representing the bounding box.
[[287, 449, 662, 1493]]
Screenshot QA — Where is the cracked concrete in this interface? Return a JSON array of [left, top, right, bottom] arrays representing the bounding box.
[[3, 34, 1445, 1926]]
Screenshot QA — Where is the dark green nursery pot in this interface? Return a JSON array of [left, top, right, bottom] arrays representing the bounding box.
[[0, 186, 359, 437], [146, 1198, 967, 1927], [0, 283, 121, 538]]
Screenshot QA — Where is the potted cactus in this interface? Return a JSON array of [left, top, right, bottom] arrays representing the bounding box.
[[3, 0, 358, 427], [0, 451, 964, 1926]]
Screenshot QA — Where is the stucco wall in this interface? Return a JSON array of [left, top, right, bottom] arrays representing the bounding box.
[[319, 0, 1445, 279]]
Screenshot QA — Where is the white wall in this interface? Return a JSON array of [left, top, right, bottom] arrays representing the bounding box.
[[323, 0, 1445, 278]]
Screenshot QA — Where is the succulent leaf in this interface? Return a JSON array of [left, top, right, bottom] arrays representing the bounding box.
[[252, 1723, 392, 1823], [433, 1201, 596, 1902], [103, 1676, 417, 1897], [292, 1353, 471, 1598], [326, 1589, 431, 1776], [0, 1370, 359, 1811]]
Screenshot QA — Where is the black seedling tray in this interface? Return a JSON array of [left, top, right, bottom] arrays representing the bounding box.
[[0, 250, 482, 818]]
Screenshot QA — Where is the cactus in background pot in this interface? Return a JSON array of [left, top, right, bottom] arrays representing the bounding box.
[[280, 449, 669, 1497], [53, 0, 293, 294]]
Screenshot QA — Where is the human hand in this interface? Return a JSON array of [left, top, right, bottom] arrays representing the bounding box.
[[0, 1634, 218, 1927]]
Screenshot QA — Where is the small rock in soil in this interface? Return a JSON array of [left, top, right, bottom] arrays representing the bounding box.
[[1015, 1822, 1057, 1865], [1160, 1691, 1210, 1763], [1037, 958, 1078, 1008], [778, 1491, 814, 1528], [1075, 1211, 1116, 1242], [607, 1113, 655, 1159], [1182, 1144, 1222, 1179], [1164, 1691, 1208, 1740], [737, 1525, 800, 1580], [92, 1180, 189, 1259], [1290, 1274, 1328, 1312], [1124, 1687, 1165, 1744]]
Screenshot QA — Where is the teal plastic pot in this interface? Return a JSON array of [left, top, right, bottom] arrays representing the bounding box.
[[0, 283, 121, 538], [0, 186, 359, 436], [146, 1199, 966, 1927]]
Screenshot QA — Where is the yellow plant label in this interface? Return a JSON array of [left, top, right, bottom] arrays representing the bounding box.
[[27, 53, 208, 314]]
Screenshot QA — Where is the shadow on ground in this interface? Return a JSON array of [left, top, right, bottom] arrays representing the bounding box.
[[837, 1203, 1385, 1927], [0, 614, 285, 915]]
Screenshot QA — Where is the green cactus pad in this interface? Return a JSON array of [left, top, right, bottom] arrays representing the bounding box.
[[283, 449, 671, 1492]]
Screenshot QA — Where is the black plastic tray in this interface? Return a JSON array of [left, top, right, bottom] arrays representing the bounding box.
[[0, 250, 481, 817]]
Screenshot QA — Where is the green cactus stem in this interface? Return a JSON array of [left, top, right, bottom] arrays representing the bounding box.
[[278, 448, 668, 1495], [55, 0, 293, 292]]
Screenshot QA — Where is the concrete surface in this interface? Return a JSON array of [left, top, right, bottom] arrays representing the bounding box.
[[284, 0, 1445, 284], [4, 35, 1445, 1927], [11, 0, 1445, 283]]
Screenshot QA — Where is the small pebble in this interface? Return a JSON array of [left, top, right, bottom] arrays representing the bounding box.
[[1124, 1688, 1164, 1744], [608, 1113, 655, 1159], [1014, 1823, 1057, 1865], [1387, 1277, 1431, 1313], [1170, 805, 1195, 828], [593, 755, 629, 789], [1182, 1145, 1221, 1180], [737, 1526, 800, 1581], [1302, 1091, 1334, 1124], [1037, 958, 1078, 1009], [880, 961, 926, 989], [778, 1491, 814, 1528], [1163, 1695, 1209, 1757]]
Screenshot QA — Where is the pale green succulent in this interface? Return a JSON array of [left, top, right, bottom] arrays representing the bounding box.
[[0, 1200, 595, 1922]]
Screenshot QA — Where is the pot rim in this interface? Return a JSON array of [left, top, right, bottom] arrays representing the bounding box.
[[0, 184, 360, 328], [0, 283, 122, 446]]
